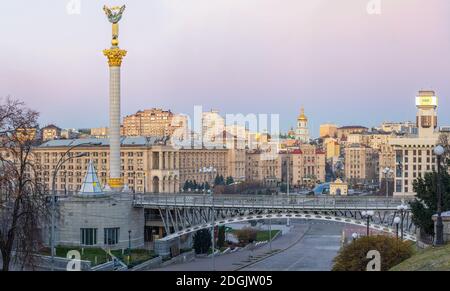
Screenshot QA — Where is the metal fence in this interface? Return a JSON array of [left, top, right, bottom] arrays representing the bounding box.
[[133, 194, 413, 211]]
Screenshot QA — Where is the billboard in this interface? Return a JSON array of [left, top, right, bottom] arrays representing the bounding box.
[[416, 95, 438, 106]]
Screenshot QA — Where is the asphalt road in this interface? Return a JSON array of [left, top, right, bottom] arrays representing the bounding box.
[[153, 220, 345, 271], [241, 222, 344, 271]]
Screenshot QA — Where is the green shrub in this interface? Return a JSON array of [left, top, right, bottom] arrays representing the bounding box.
[[193, 229, 211, 254], [332, 235, 414, 271], [236, 227, 257, 244]]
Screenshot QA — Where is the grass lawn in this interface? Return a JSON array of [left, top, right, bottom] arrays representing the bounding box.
[[40, 246, 111, 266], [256, 230, 280, 242], [228, 229, 280, 242], [390, 243, 450, 271], [111, 249, 156, 267]]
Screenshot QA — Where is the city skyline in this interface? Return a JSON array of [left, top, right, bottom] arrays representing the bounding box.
[[3, 0, 450, 136]]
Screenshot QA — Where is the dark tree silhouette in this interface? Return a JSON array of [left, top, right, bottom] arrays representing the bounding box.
[[0, 98, 48, 271]]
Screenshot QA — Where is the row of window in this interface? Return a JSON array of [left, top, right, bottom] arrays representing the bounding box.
[[80, 228, 120, 246]]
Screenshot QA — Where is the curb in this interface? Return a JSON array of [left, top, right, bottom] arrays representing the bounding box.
[[234, 225, 311, 271]]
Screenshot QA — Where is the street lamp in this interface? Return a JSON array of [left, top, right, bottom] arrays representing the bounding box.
[[362, 210, 374, 236], [352, 232, 358, 241], [393, 216, 401, 240], [199, 166, 217, 271], [396, 204, 408, 241], [208, 188, 216, 271], [382, 167, 394, 198], [286, 155, 291, 227], [434, 145, 445, 246], [128, 230, 132, 264]]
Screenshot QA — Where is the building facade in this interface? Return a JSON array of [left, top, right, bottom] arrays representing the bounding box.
[[33, 137, 179, 194], [245, 150, 280, 186], [389, 90, 441, 196], [344, 144, 379, 185], [320, 123, 338, 138]]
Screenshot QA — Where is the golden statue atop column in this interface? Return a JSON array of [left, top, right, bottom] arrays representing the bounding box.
[[103, 5, 127, 190], [103, 5, 127, 66]]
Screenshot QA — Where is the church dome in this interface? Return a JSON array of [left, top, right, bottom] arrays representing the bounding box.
[[297, 107, 308, 121]]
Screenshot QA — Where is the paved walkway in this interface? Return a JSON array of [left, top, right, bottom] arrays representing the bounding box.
[[241, 223, 344, 271], [151, 224, 310, 271]]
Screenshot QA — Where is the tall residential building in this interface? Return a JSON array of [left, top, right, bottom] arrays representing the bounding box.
[[41, 124, 62, 141], [320, 123, 338, 138], [295, 107, 310, 143], [344, 144, 379, 185], [122, 108, 186, 137], [389, 90, 441, 196]]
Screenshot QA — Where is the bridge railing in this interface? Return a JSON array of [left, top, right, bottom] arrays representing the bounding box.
[[133, 194, 413, 210]]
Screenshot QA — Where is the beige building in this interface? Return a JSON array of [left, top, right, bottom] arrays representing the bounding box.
[[33, 137, 179, 194], [16, 127, 38, 142], [344, 144, 379, 184], [290, 144, 326, 187], [324, 138, 340, 160], [245, 150, 280, 186], [379, 143, 396, 182], [389, 90, 442, 196], [337, 126, 368, 140], [320, 123, 338, 138], [41, 124, 61, 141], [178, 148, 228, 185], [123, 108, 186, 137], [90, 127, 109, 138]]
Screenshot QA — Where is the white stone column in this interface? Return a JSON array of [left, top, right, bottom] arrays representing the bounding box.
[[104, 47, 126, 190], [109, 66, 121, 180]]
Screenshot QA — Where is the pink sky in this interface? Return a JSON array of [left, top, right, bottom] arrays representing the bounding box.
[[2, 0, 450, 136]]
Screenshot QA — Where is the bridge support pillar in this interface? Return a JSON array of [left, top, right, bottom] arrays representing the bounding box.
[[154, 237, 181, 259]]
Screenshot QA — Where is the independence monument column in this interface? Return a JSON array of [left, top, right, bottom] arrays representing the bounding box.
[[103, 5, 127, 191]]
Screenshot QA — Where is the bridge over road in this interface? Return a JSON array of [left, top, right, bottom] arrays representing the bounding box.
[[133, 194, 416, 256]]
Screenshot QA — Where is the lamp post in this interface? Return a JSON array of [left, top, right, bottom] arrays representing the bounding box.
[[396, 204, 408, 241], [393, 217, 401, 240], [362, 210, 374, 236], [128, 230, 132, 264], [434, 145, 445, 246], [352, 232, 358, 241], [286, 155, 290, 227], [209, 189, 216, 271], [382, 167, 393, 198], [50, 141, 101, 271], [199, 166, 217, 270]]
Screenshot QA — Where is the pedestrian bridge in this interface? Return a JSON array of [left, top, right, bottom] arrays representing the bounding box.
[[133, 194, 416, 243]]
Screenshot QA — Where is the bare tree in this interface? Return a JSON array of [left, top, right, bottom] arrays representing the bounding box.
[[0, 98, 48, 271]]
